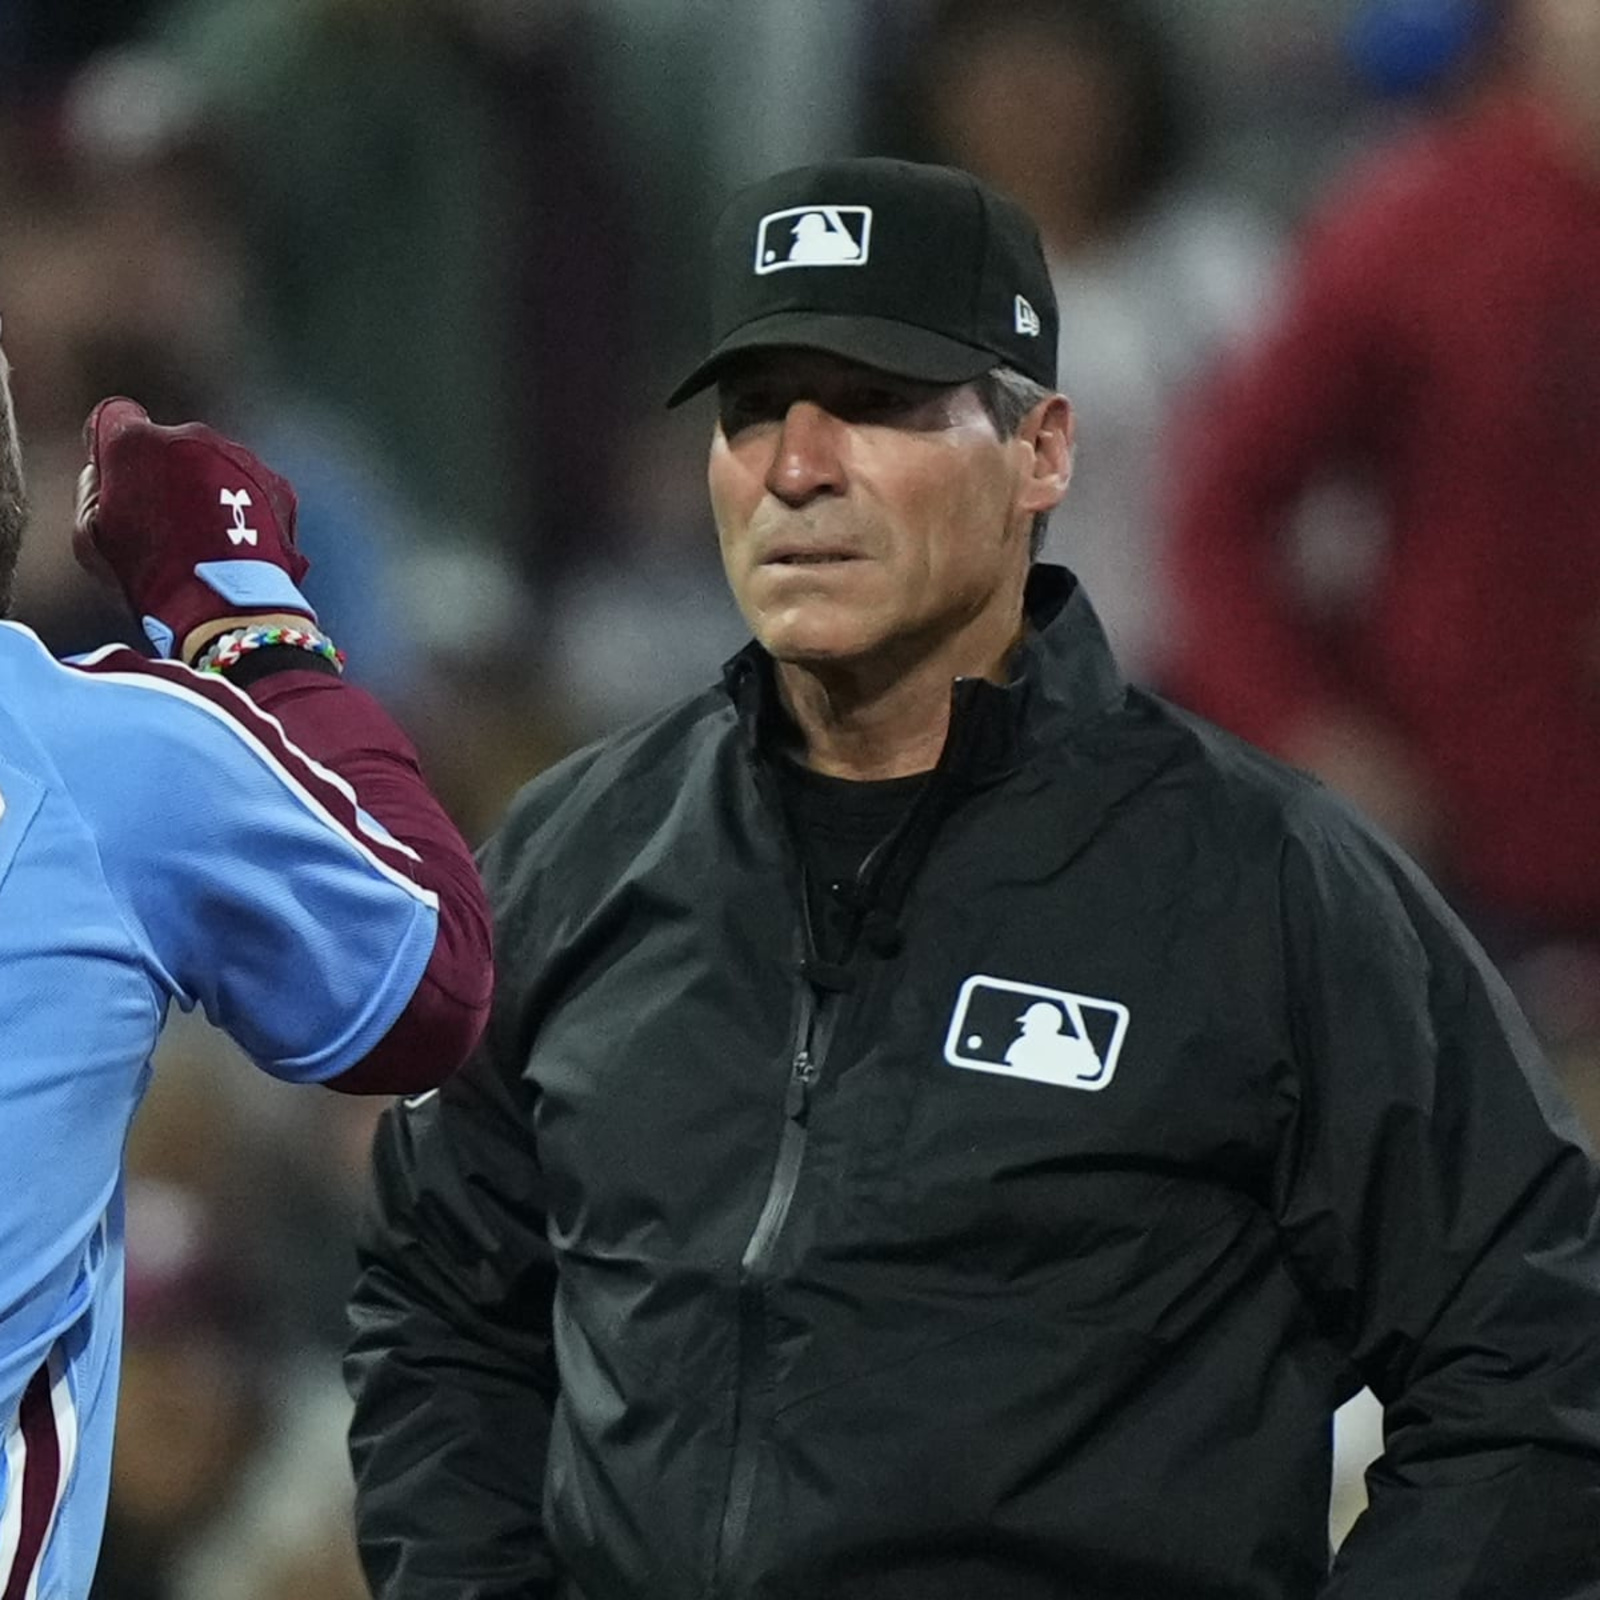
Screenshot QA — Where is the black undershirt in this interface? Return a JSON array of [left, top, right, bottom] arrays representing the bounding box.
[[773, 758, 929, 965]]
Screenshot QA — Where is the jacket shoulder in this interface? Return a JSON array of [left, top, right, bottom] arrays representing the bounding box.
[[1124, 689, 1408, 869], [484, 684, 735, 889], [1137, 690, 1461, 939], [1119, 688, 1322, 813]]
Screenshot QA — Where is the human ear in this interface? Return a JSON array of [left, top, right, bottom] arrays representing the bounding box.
[[1016, 395, 1074, 516]]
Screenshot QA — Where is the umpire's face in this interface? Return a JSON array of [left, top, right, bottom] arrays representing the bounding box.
[[709, 349, 1068, 681]]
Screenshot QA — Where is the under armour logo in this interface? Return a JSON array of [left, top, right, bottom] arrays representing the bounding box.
[[754, 205, 873, 274], [1014, 296, 1042, 338], [220, 488, 258, 546]]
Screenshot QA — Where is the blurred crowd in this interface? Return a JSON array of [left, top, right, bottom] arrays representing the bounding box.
[[2, 0, 1595, 1592]]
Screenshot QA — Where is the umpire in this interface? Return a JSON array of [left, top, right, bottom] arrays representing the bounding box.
[[346, 158, 1600, 1599]]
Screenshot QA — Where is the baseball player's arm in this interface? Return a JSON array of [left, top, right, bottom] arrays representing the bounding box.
[[71, 399, 491, 1093], [1269, 797, 1600, 1597], [67, 647, 485, 1090]]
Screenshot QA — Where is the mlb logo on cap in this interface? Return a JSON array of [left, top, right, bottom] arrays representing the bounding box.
[[666, 157, 1060, 406], [755, 206, 873, 274]]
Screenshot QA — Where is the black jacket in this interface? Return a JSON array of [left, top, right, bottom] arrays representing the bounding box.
[[347, 568, 1600, 1599]]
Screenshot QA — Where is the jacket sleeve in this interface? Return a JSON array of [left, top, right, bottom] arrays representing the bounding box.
[[345, 816, 561, 1600], [1268, 798, 1600, 1597]]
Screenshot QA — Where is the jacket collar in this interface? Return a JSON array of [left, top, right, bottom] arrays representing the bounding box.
[[720, 563, 1127, 784]]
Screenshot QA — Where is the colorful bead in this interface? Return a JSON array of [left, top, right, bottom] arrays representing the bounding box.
[[194, 623, 346, 676]]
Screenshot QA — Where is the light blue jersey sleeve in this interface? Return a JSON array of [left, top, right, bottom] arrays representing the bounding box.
[[52, 643, 440, 1084]]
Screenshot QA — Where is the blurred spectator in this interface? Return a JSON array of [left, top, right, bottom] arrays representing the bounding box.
[[118, 1016, 381, 1357], [146, 0, 640, 590], [90, 1180, 271, 1600], [0, 97, 429, 702], [1166, 0, 1600, 1006], [540, 402, 750, 738], [1346, 0, 1502, 100], [0, 1, 158, 97], [1, 68, 575, 812], [158, 1361, 371, 1600], [904, 0, 1280, 683], [91, 1178, 370, 1600], [142, 0, 513, 547]]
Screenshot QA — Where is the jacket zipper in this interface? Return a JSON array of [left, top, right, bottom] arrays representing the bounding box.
[[710, 980, 838, 1593], [707, 702, 980, 1592]]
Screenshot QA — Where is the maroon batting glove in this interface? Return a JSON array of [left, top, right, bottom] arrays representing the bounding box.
[[73, 397, 316, 659]]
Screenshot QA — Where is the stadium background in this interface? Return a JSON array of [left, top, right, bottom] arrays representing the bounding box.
[[0, 1, 1590, 1593]]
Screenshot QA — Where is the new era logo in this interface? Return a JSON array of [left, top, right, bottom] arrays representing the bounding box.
[[1014, 295, 1042, 338], [755, 205, 872, 274], [943, 975, 1129, 1091]]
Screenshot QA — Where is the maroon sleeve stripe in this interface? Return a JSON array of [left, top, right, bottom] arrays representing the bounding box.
[[65, 646, 434, 901]]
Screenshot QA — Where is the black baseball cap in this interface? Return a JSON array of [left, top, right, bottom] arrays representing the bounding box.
[[666, 157, 1058, 407]]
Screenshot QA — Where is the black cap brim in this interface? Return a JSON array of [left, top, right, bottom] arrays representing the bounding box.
[[665, 310, 999, 408]]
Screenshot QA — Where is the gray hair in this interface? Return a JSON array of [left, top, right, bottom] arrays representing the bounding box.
[[971, 365, 1060, 559]]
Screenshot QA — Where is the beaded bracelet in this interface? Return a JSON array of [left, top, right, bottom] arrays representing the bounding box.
[[194, 623, 346, 676]]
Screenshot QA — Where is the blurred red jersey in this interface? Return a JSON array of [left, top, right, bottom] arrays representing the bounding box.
[[1169, 93, 1600, 933]]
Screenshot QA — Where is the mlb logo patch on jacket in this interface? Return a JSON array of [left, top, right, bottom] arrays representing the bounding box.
[[943, 975, 1129, 1091]]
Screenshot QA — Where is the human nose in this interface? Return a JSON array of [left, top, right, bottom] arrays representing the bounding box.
[[764, 401, 845, 507]]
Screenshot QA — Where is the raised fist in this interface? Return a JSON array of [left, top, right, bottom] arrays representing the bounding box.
[[74, 398, 315, 659]]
